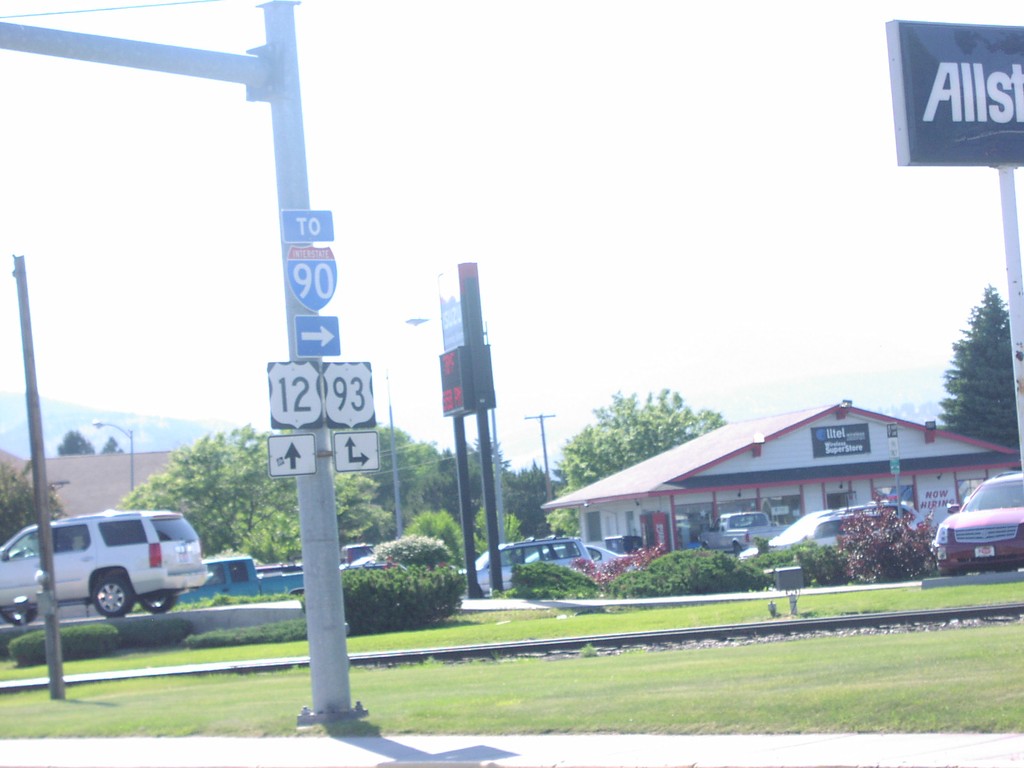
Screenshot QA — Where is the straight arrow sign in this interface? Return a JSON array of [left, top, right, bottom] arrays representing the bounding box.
[[267, 434, 317, 477]]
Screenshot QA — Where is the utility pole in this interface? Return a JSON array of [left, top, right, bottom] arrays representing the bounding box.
[[13, 256, 64, 701], [526, 413, 555, 501]]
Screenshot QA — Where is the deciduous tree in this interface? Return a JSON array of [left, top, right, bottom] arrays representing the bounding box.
[[558, 390, 725, 493]]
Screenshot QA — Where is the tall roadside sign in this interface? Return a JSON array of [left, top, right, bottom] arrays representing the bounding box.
[[0, 3, 363, 725], [888, 20, 1024, 477], [439, 264, 498, 597]]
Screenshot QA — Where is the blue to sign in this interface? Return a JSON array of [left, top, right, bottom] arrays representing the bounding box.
[[295, 315, 341, 358], [281, 210, 334, 243]]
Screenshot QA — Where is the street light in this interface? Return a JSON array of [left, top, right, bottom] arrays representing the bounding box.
[[388, 317, 431, 539], [92, 420, 134, 491]]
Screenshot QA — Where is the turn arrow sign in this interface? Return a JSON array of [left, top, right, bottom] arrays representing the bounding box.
[[295, 315, 341, 357]]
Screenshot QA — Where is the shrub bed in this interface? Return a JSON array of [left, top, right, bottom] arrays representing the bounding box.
[[10, 624, 119, 667], [183, 618, 307, 649], [7, 617, 194, 667], [608, 549, 772, 598], [343, 565, 463, 636], [504, 562, 600, 599]]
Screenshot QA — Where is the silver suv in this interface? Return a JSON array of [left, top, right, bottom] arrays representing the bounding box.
[[474, 536, 593, 593], [0, 510, 205, 625]]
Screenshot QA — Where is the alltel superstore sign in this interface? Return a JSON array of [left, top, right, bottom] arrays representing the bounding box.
[[887, 20, 1024, 166]]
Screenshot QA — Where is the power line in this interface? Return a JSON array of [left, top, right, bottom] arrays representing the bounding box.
[[0, 0, 221, 21]]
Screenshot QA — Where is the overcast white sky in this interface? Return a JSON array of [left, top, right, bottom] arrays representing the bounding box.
[[0, 0, 1020, 470]]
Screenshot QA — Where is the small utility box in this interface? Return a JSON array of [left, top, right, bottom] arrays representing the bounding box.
[[774, 566, 804, 592]]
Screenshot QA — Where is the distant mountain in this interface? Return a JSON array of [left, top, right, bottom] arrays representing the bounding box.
[[698, 365, 947, 427], [0, 392, 237, 459]]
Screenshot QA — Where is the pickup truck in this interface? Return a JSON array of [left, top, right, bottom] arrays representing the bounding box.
[[177, 556, 304, 604], [700, 512, 788, 555]]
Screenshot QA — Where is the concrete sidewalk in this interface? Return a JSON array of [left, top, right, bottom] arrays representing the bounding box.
[[0, 734, 1021, 768]]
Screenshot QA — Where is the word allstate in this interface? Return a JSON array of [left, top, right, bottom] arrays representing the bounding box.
[[924, 62, 1024, 123]]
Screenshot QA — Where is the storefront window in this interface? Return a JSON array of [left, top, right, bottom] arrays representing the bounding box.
[[716, 498, 758, 516], [673, 502, 712, 547], [760, 495, 802, 525]]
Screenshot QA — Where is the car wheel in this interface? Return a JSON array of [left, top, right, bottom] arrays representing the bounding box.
[[0, 605, 37, 626], [92, 572, 136, 617], [732, 541, 743, 556], [138, 592, 178, 614]]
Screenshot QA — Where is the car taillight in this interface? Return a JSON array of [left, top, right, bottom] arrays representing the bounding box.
[[149, 543, 162, 568]]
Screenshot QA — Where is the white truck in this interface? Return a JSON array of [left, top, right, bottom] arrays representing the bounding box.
[[700, 512, 788, 555]]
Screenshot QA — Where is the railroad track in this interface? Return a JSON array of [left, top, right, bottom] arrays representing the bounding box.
[[3, 602, 1023, 692], [345, 601, 1024, 666]]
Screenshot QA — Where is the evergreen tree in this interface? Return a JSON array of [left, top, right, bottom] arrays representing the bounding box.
[[502, 462, 553, 538], [57, 430, 95, 456], [100, 437, 123, 454], [940, 285, 1019, 448]]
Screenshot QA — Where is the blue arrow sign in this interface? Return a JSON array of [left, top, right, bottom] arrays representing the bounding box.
[[295, 315, 341, 358], [281, 209, 334, 243]]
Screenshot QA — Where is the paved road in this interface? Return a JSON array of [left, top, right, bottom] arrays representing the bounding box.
[[0, 733, 1022, 767]]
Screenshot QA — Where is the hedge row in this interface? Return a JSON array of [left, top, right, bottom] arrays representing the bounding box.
[[8, 617, 193, 667]]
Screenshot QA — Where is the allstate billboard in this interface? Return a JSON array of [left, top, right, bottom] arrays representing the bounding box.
[[888, 20, 1024, 166]]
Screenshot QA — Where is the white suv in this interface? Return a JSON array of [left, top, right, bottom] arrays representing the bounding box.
[[474, 537, 593, 593], [0, 510, 205, 625]]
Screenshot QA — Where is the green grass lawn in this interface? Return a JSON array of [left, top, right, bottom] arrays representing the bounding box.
[[0, 581, 1021, 737]]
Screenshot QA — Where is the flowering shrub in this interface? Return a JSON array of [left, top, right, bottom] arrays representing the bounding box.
[[839, 507, 936, 583], [373, 535, 450, 568], [572, 545, 667, 589]]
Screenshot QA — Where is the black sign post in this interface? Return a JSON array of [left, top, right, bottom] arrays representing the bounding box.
[[439, 264, 499, 596]]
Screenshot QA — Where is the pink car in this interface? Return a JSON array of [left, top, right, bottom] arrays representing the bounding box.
[[934, 473, 1024, 576]]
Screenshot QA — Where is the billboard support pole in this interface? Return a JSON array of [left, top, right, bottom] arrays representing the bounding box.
[[997, 166, 1024, 474]]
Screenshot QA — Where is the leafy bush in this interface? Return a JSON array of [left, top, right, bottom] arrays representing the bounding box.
[[183, 618, 307, 649], [748, 543, 850, 587], [504, 562, 600, 599], [573, 545, 666, 590], [406, 511, 463, 562], [9, 624, 119, 667], [342, 565, 463, 635], [115, 618, 193, 649], [608, 549, 772, 598], [791, 542, 849, 586], [839, 507, 936, 582], [373, 535, 451, 568]]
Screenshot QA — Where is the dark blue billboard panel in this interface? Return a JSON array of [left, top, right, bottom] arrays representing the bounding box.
[[888, 20, 1024, 166]]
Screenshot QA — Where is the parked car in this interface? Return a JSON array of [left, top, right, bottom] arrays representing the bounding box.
[[177, 556, 305, 604], [586, 544, 625, 564], [934, 472, 1024, 576], [474, 536, 593, 593], [740, 502, 924, 559], [0, 509, 205, 624], [342, 543, 374, 565], [700, 512, 788, 554]]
